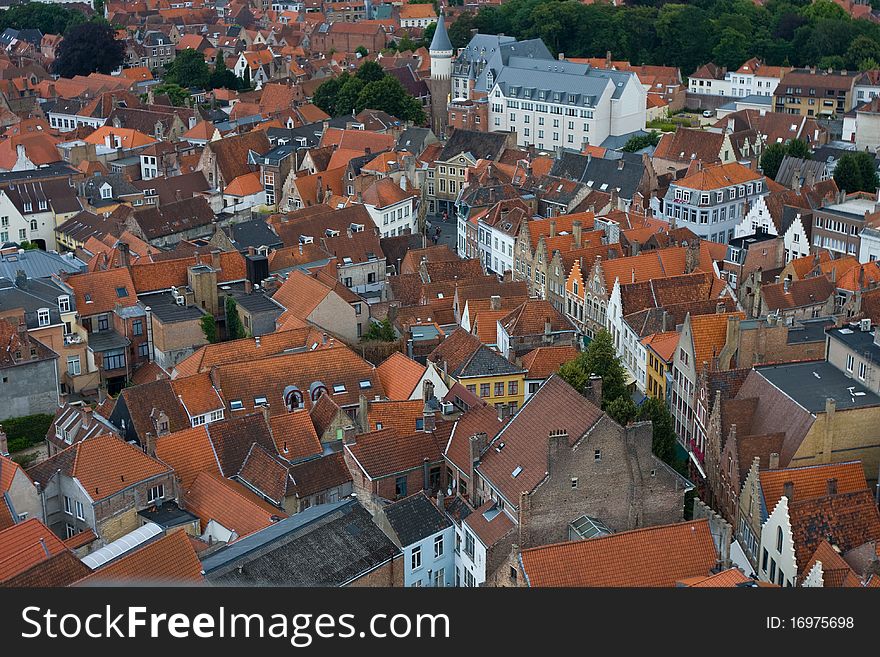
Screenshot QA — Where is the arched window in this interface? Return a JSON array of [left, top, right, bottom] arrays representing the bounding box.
[[283, 385, 303, 411], [309, 381, 327, 402], [776, 526, 783, 553]]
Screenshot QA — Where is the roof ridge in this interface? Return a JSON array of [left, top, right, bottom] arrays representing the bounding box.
[[521, 517, 710, 554]]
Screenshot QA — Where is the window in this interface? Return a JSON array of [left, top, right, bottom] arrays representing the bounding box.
[[433, 568, 445, 587], [434, 534, 444, 559], [480, 383, 490, 397], [64, 495, 72, 515], [508, 380, 518, 395], [776, 526, 783, 552], [466, 384, 476, 394], [148, 485, 164, 502], [494, 382, 504, 397], [67, 356, 81, 376], [103, 349, 125, 371], [395, 476, 407, 498], [762, 548, 769, 572], [58, 295, 70, 313], [37, 308, 50, 327], [464, 530, 475, 558], [139, 343, 149, 358], [859, 361, 867, 381], [97, 315, 109, 331], [75, 500, 85, 520], [66, 524, 76, 539], [132, 319, 143, 336], [411, 546, 422, 570], [571, 477, 578, 489], [769, 558, 777, 582], [594, 449, 601, 462], [846, 354, 854, 373]]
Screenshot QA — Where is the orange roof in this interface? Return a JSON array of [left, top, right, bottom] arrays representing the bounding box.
[[155, 426, 220, 490], [362, 176, 418, 208], [320, 127, 396, 152], [520, 519, 718, 587], [65, 268, 138, 316], [521, 345, 580, 380], [685, 568, 752, 587], [375, 352, 425, 400], [83, 126, 157, 149], [170, 372, 224, 417], [759, 461, 868, 507], [326, 147, 366, 170], [366, 399, 425, 435], [268, 411, 322, 462], [837, 261, 880, 292], [0, 519, 67, 582], [185, 472, 282, 539], [129, 251, 246, 293], [76, 529, 204, 585], [676, 162, 763, 191], [183, 120, 218, 141], [272, 269, 339, 321], [687, 311, 744, 367], [297, 102, 330, 123], [225, 171, 263, 196], [399, 3, 437, 17], [642, 330, 680, 363], [120, 66, 153, 81], [27, 434, 172, 503]]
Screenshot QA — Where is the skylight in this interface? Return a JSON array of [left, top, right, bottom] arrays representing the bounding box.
[[116, 287, 128, 298], [333, 384, 346, 394], [511, 465, 523, 478], [359, 380, 372, 389], [230, 400, 244, 410], [254, 396, 268, 405]]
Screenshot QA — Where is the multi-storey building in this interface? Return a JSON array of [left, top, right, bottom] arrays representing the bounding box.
[[662, 162, 768, 245], [773, 68, 859, 118], [811, 191, 877, 257], [725, 58, 791, 98]]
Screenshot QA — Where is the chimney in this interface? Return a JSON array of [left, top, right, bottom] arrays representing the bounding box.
[[586, 373, 602, 407], [436, 489, 444, 511], [211, 249, 221, 270], [81, 406, 93, 429], [605, 50, 611, 68], [716, 301, 725, 314], [358, 394, 369, 433], [118, 242, 131, 268], [422, 457, 430, 492], [549, 219, 556, 238], [342, 425, 357, 445], [467, 432, 488, 505], [58, 392, 69, 408], [143, 431, 157, 458], [827, 478, 838, 495], [617, 159, 624, 171], [244, 279, 253, 294], [782, 481, 794, 501], [768, 452, 779, 470], [0, 424, 7, 456], [489, 295, 501, 311], [316, 175, 323, 202], [97, 384, 107, 404], [14, 269, 27, 289], [783, 278, 790, 293], [572, 220, 582, 248], [260, 402, 270, 427]]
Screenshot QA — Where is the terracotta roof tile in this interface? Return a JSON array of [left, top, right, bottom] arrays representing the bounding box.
[[184, 472, 283, 540], [171, 372, 224, 417], [684, 568, 751, 587], [117, 379, 191, 439], [499, 299, 575, 337], [345, 427, 442, 479], [367, 399, 425, 435], [444, 404, 507, 475], [269, 410, 322, 463], [521, 345, 580, 380], [472, 309, 507, 344], [27, 434, 172, 503], [155, 426, 220, 491], [760, 461, 868, 509], [688, 311, 745, 367], [130, 250, 247, 293], [237, 443, 290, 504], [66, 268, 138, 316], [676, 161, 763, 191], [287, 452, 352, 498], [464, 501, 515, 547], [520, 519, 718, 587], [762, 276, 835, 311], [0, 519, 68, 582], [3, 550, 90, 587], [477, 376, 602, 506], [76, 529, 204, 585], [375, 352, 425, 401]]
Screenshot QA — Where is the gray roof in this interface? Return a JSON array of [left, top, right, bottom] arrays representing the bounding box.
[[755, 360, 880, 413], [202, 498, 401, 586], [453, 35, 552, 94], [0, 249, 84, 280], [142, 292, 205, 324], [87, 330, 131, 353], [0, 278, 67, 329], [429, 11, 452, 53], [396, 126, 434, 155], [383, 491, 450, 547], [775, 156, 829, 188], [550, 151, 645, 199], [225, 219, 282, 252], [828, 324, 880, 365], [493, 57, 635, 106], [600, 130, 649, 151], [0, 163, 78, 184], [455, 344, 526, 378], [438, 128, 510, 162]]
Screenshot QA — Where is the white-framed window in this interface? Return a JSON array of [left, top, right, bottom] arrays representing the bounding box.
[[148, 484, 165, 502], [64, 495, 72, 515], [411, 546, 422, 570], [859, 361, 867, 380], [67, 356, 81, 376], [434, 534, 444, 559], [58, 295, 70, 313], [37, 308, 50, 327], [846, 354, 854, 373], [75, 500, 85, 520]]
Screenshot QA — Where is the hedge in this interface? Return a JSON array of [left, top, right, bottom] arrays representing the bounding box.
[[1, 413, 54, 453]]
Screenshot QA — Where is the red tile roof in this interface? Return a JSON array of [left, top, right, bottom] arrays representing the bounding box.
[[287, 452, 352, 499], [521, 346, 580, 380], [155, 425, 220, 491], [185, 471, 283, 539], [345, 427, 442, 479], [760, 461, 868, 508], [0, 518, 68, 583], [463, 501, 515, 547], [66, 268, 138, 316], [375, 352, 425, 401], [520, 520, 718, 587]]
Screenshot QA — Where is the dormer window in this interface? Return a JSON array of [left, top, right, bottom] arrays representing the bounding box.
[[38, 200, 47, 211], [58, 295, 70, 312], [100, 184, 112, 200], [283, 385, 303, 411], [37, 308, 50, 326], [23, 202, 31, 213]]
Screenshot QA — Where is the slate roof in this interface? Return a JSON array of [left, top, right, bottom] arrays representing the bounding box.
[[438, 128, 509, 162], [383, 491, 450, 547], [203, 499, 401, 586]]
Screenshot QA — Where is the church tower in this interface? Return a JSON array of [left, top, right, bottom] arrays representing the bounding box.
[[427, 12, 453, 138]]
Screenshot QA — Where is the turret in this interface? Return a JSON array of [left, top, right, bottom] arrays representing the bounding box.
[[430, 12, 453, 81]]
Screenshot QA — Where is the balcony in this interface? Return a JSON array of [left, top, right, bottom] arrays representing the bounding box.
[[63, 333, 83, 346]]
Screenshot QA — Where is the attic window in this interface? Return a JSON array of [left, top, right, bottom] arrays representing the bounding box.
[[84, 293, 93, 303], [359, 380, 372, 389], [332, 384, 346, 394], [254, 396, 268, 405], [342, 257, 353, 265], [230, 400, 244, 410], [350, 223, 364, 233], [116, 287, 128, 298], [511, 465, 523, 478]]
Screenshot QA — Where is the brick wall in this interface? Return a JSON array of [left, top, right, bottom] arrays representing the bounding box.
[[93, 472, 178, 542], [152, 315, 208, 369], [348, 554, 403, 587]]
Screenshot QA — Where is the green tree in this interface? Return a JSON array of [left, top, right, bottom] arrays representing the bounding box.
[[0, 3, 86, 36], [336, 76, 365, 115], [423, 22, 437, 45], [759, 143, 787, 180], [356, 75, 426, 123], [833, 151, 880, 193], [845, 35, 880, 70], [711, 27, 751, 71], [637, 396, 678, 466], [447, 11, 476, 50], [558, 330, 628, 408], [52, 21, 124, 78], [802, 0, 848, 20], [785, 138, 811, 160], [151, 82, 189, 106], [200, 314, 218, 343], [355, 45, 368, 57], [209, 55, 240, 90], [313, 74, 345, 116], [355, 60, 386, 83], [362, 318, 397, 341], [165, 48, 210, 90], [622, 131, 661, 152], [860, 57, 880, 72], [606, 395, 638, 425], [94, 0, 105, 16], [225, 297, 246, 340]]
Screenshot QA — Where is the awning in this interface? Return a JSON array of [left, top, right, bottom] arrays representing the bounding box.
[[688, 450, 707, 480], [623, 369, 637, 387]]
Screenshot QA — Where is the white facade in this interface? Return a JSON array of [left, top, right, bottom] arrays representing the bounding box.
[[758, 495, 797, 587], [689, 75, 731, 97], [487, 67, 646, 151], [476, 221, 514, 276], [859, 225, 880, 263], [401, 16, 436, 28], [47, 110, 104, 133], [727, 72, 783, 98], [365, 196, 417, 238], [222, 189, 266, 215], [0, 190, 48, 248], [402, 525, 456, 587], [855, 80, 880, 105], [456, 521, 487, 587]]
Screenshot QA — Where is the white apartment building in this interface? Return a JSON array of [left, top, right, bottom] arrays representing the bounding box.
[[487, 58, 646, 151], [726, 59, 789, 98]]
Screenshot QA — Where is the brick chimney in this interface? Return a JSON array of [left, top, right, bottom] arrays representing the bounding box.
[[585, 373, 602, 407], [782, 481, 794, 501], [549, 219, 556, 238], [118, 242, 131, 268], [467, 432, 488, 505], [572, 220, 582, 248], [81, 406, 93, 429], [768, 451, 780, 470], [358, 394, 370, 433], [490, 295, 501, 311]]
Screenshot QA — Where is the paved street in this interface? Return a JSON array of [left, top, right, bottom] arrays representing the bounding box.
[[424, 212, 459, 252]]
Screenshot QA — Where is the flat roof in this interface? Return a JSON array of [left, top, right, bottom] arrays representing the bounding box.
[[756, 360, 880, 413], [144, 293, 205, 323], [828, 323, 880, 363]]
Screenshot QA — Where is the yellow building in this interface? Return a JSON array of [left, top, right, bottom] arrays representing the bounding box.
[[428, 329, 526, 415], [642, 331, 679, 401]]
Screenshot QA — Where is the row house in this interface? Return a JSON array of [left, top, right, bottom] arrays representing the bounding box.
[[441, 128, 514, 219], [773, 68, 859, 118], [811, 191, 878, 258]]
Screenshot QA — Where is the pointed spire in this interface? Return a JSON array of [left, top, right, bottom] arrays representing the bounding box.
[[430, 10, 452, 53]]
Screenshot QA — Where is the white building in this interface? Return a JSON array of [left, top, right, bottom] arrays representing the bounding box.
[[689, 64, 731, 97], [0, 189, 42, 247], [361, 177, 419, 238], [487, 59, 646, 151], [758, 495, 797, 587], [738, 195, 812, 263], [726, 58, 789, 98]]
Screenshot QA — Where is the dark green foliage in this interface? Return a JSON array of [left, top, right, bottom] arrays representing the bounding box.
[[209, 55, 244, 90], [200, 314, 218, 343], [0, 3, 86, 36], [52, 21, 124, 78], [93, 0, 105, 17], [2, 413, 54, 453], [760, 138, 811, 180], [621, 131, 661, 152], [558, 330, 628, 408], [313, 70, 426, 123], [606, 396, 638, 425], [636, 396, 677, 466], [460, 0, 880, 74], [225, 297, 246, 340], [423, 22, 437, 45], [151, 83, 189, 106], [362, 318, 398, 342], [833, 151, 880, 193], [355, 45, 369, 57], [165, 48, 210, 90]]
